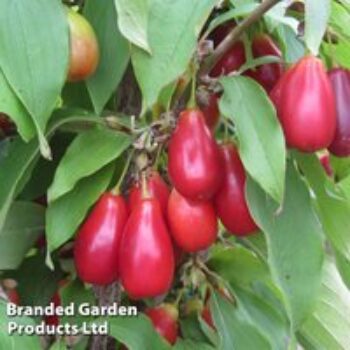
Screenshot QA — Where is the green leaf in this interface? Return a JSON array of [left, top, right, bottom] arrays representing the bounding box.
[[7, 253, 64, 307], [180, 315, 210, 344], [220, 76, 286, 204], [19, 133, 74, 201], [304, 0, 331, 55], [0, 201, 44, 270], [85, 0, 130, 114], [323, 39, 350, 70], [277, 25, 305, 64], [329, 2, 350, 43], [233, 288, 288, 350], [48, 128, 131, 202], [0, 137, 40, 233], [50, 340, 68, 350], [62, 82, 93, 110], [299, 259, 350, 350], [107, 314, 170, 350], [174, 339, 215, 350], [0, 0, 69, 158], [264, 2, 299, 33], [0, 69, 35, 141], [210, 291, 271, 350], [60, 280, 95, 326], [334, 248, 350, 290], [246, 161, 324, 329], [209, 245, 270, 287], [131, 0, 215, 108], [114, 0, 151, 53], [0, 301, 41, 349], [295, 153, 350, 263], [47, 162, 115, 252], [0, 114, 102, 234]]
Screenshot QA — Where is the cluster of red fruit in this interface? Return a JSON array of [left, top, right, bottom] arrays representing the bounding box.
[[73, 109, 257, 293], [203, 23, 350, 158], [270, 55, 350, 156]]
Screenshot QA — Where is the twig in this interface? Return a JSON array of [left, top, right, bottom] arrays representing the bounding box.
[[199, 0, 281, 77], [89, 283, 120, 350]]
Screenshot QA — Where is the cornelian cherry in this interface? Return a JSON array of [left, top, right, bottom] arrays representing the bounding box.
[[74, 193, 128, 285], [214, 143, 258, 236], [119, 198, 174, 299], [44, 292, 61, 326], [328, 68, 350, 157], [128, 171, 169, 216], [272, 56, 336, 152], [145, 304, 179, 345], [210, 41, 245, 77], [167, 189, 218, 252], [245, 34, 283, 92], [199, 92, 220, 129], [168, 109, 223, 200], [67, 9, 99, 82]]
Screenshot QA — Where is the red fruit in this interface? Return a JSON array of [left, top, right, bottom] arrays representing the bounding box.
[[245, 34, 283, 92], [210, 22, 235, 47], [67, 9, 99, 82], [119, 198, 174, 299], [145, 304, 179, 345], [74, 193, 128, 285], [270, 64, 296, 112], [7, 289, 20, 305], [210, 41, 246, 77], [44, 292, 61, 326], [199, 93, 220, 129], [128, 172, 169, 216], [277, 55, 336, 152], [168, 109, 223, 200], [0, 113, 12, 134], [214, 144, 258, 236], [167, 189, 217, 252], [328, 68, 350, 157], [319, 153, 333, 177]]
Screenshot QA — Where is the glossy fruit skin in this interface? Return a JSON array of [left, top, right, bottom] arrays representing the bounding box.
[[74, 193, 128, 285], [167, 189, 218, 252], [200, 93, 220, 129], [128, 172, 169, 216], [44, 292, 61, 326], [168, 109, 223, 200], [276, 56, 336, 152], [245, 34, 283, 92], [145, 304, 179, 345], [328, 68, 350, 156], [67, 9, 99, 82], [210, 41, 245, 77], [270, 64, 296, 112], [119, 198, 174, 299], [214, 144, 258, 236]]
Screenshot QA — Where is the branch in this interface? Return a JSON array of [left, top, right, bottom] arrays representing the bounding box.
[[199, 0, 281, 77]]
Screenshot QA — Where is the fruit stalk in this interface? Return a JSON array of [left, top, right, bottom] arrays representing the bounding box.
[[199, 0, 281, 77]]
